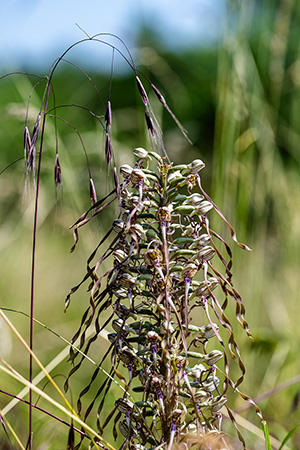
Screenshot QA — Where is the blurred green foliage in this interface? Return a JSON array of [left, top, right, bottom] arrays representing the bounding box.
[[1, 0, 300, 448]]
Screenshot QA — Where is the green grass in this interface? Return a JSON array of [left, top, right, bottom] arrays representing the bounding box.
[[211, 1, 300, 448]]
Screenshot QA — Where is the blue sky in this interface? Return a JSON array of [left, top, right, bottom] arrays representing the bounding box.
[[0, 0, 225, 72]]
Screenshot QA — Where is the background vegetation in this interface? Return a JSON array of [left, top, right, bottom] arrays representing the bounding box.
[[0, 0, 299, 448]]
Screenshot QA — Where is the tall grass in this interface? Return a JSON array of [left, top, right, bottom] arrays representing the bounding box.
[[211, 0, 300, 447]]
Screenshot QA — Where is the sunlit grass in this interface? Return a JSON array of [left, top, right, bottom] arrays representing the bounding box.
[[211, 0, 300, 447]]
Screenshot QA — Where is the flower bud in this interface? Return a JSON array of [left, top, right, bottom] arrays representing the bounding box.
[[133, 147, 149, 159], [182, 262, 198, 278], [187, 364, 206, 380], [130, 168, 146, 184], [194, 389, 210, 402], [167, 170, 183, 184], [116, 397, 134, 413], [121, 187, 131, 199], [119, 272, 137, 287], [197, 234, 211, 246], [120, 164, 133, 178], [204, 350, 223, 365], [119, 346, 138, 364], [197, 200, 213, 215], [187, 159, 205, 173], [195, 278, 219, 297], [113, 219, 125, 233], [107, 332, 117, 343], [198, 245, 215, 261], [202, 375, 220, 392], [161, 320, 175, 334], [133, 445, 147, 450], [112, 288, 128, 298], [199, 323, 219, 339], [211, 395, 227, 412], [148, 151, 163, 163], [186, 193, 204, 206], [112, 318, 132, 333], [146, 330, 161, 341], [131, 223, 145, 238], [187, 423, 197, 433], [183, 223, 203, 237], [127, 195, 140, 206], [113, 249, 128, 263]]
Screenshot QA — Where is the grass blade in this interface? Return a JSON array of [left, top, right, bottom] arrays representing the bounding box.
[[279, 424, 300, 450], [0, 362, 115, 450]]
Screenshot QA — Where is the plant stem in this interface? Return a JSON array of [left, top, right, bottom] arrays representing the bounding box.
[[28, 78, 51, 450]]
